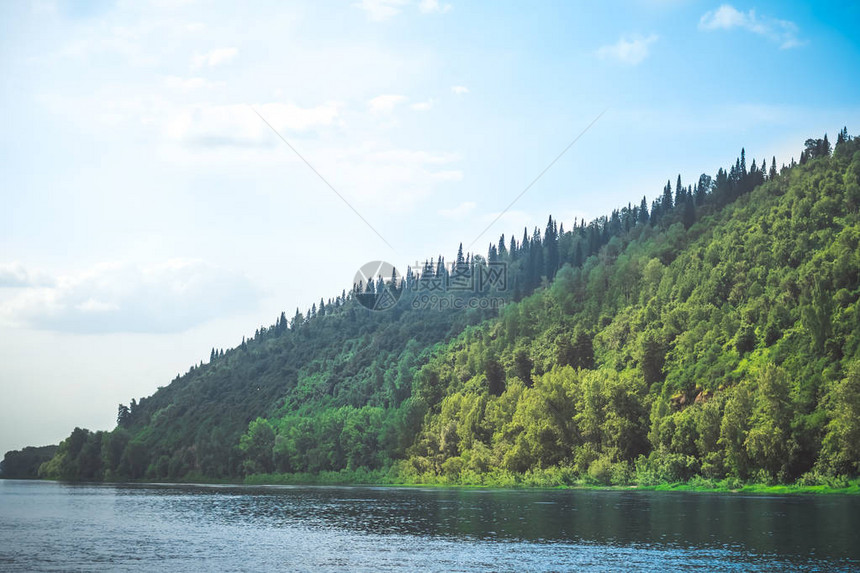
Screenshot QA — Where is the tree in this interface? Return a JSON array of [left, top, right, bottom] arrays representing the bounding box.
[[682, 195, 696, 229], [545, 215, 560, 279], [638, 197, 649, 224], [485, 358, 506, 397], [239, 418, 275, 474], [745, 365, 792, 481], [514, 349, 534, 387], [674, 174, 684, 206], [735, 323, 756, 354], [121, 440, 149, 479], [804, 137, 831, 160], [695, 174, 711, 205], [117, 404, 130, 427], [820, 362, 860, 475], [639, 329, 666, 385], [661, 180, 673, 212], [0, 445, 58, 479], [719, 382, 753, 479]]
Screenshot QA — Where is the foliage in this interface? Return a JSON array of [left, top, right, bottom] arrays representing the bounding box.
[[0, 445, 58, 479], [30, 130, 860, 488]]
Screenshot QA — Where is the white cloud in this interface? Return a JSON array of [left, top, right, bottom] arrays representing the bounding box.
[[308, 143, 462, 211], [419, 0, 452, 14], [451, 85, 469, 95], [354, 0, 408, 21], [430, 170, 463, 181], [699, 5, 802, 49], [0, 263, 55, 288], [165, 101, 341, 147], [410, 99, 434, 111], [0, 260, 259, 333], [438, 201, 476, 219], [369, 148, 458, 164], [596, 34, 659, 65], [368, 94, 408, 114], [192, 47, 238, 68], [163, 76, 225, 92]]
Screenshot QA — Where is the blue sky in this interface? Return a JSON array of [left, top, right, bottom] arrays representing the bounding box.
[[1, 0, 858, 454]]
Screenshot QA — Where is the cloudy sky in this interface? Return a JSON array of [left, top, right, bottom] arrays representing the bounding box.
[[1, 0, 859, 455]]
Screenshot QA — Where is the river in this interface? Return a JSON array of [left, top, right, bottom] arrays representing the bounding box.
[[0, 479, 857, 571]]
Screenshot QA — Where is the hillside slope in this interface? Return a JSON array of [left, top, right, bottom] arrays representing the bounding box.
[[404, 132, 860, 485], [34, 129, 860, 486]]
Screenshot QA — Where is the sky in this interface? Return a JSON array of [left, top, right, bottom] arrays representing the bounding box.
[[1, 0, 859, 455]]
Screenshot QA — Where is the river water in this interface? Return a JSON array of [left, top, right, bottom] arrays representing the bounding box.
[[0, 479, 857, 571]]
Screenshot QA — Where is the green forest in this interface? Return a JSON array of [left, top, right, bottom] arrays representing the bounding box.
[[6, 128, 860, 491]]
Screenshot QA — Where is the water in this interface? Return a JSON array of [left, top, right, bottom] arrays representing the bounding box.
[[1, 480, 858, 571]]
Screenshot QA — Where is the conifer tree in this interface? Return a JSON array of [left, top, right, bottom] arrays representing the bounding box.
[[638, 197, 649, 224], [662, 179, 673, 212], [675, 174, 684, 206]]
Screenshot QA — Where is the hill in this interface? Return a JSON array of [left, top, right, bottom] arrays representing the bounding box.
[[31, 128, 860, 487]]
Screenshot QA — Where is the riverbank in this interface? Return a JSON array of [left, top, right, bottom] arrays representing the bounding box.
[[237, 468, 860, 495], [16, 468, 859, 495]]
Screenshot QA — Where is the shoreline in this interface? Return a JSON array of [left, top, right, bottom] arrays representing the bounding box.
[[11, 475, 859, 496]]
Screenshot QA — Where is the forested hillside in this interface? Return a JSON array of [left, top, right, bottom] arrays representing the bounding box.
[[28, 128, 860, 487]]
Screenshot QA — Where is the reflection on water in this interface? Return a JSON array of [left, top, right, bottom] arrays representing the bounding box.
[[0, 480, 857, 571]]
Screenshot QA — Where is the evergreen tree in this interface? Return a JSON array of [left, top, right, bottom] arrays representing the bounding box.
[[638, 197, 649, 224], [661, 180, 673, 212], [544, 215, 559, 279], [675, 175, 684, 206], [682, 194, 696, 228]]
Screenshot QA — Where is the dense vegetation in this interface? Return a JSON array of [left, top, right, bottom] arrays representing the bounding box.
[[0, 445, 58, 479], [26, 128, 860, 489]]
